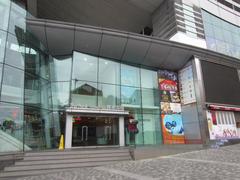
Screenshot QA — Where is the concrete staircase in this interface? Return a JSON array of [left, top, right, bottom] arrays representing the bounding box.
[[0, 148, 132, 179]]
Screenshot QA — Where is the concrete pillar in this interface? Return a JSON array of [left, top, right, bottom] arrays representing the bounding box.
[[119, 116, 125, 147], [65, 114, 72, 149]]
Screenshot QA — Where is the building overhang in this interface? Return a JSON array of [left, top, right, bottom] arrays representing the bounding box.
[[27, 18, 240, 71]]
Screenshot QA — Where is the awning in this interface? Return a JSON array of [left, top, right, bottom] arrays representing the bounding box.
[[27, 18, 240, 71]]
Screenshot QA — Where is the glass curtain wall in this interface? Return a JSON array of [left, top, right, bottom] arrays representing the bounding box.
[[0, 0, 60, 153], [202, 10, 240, 59], [70, 51, 162, 145]]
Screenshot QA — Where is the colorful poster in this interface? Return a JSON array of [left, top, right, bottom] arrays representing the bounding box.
[[207, 110, 239, 140], [159, 79, 178, 91], [158, 70, 185, 144], [160, 91, 171, 102], [161, 114, 185, 144]]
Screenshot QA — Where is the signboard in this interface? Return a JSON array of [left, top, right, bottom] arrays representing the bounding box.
[[158, 70, 185, 144], [207, 110, 239, 140], [178, 65, 196, 105], [66, 106, 128, 115]]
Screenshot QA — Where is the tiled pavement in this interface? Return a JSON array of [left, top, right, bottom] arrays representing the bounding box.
[[16, 144, 240, 180]]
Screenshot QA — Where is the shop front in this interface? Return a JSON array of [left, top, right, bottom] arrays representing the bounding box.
[[64, 106, 128, 148]]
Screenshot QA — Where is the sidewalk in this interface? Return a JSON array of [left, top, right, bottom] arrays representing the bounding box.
[[16, 144, 240, 180]]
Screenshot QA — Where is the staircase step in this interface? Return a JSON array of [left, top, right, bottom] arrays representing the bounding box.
[[24, 149, 129, 157], [1, 148, 132, 179], [5, 157, 130, 171], [22, 152, 129, 161], [0, 161, 121, 178], [15, 156, 131, 166]]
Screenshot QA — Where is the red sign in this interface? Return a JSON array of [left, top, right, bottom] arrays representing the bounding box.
[[208, 104, 240, 112], [160, 80, 178, 91]]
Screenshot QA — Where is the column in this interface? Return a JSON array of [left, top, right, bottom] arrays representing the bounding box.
[[119, 116, 125, 147], [65, 113, 73, 149]]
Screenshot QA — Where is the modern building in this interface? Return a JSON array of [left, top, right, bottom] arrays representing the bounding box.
[[0, 0, 240, 153]]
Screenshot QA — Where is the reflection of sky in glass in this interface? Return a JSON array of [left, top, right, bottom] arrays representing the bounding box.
[[121, 86, 134, 98], [202, 10, 240, 59]]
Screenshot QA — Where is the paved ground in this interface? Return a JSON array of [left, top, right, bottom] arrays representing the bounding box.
[[17, 144, 240, 180]]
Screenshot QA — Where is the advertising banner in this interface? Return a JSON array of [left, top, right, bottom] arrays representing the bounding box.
[[207, 110, 239, 140], [158, 70, 185, 144], [178, 65, 196, 105]]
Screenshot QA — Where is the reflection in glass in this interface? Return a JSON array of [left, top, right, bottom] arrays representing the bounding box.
[[142, 113, 162, 145], [39, 53, 50, 80], [99, 58, 120, 84], [0, 0, 10, 31], [52, 82, 70, 109], [25, 49, 40, 76], [121, 64, 140, 87], [140, 69, 158, 89], [24, 107, 60, 150], [72, 52, 98, 82], [141, 88, 160, 114], [72, 116, 119, 146], [121, 86, 141, 107], [0, 30, 7, 62], [9, 1, 26, 35], [0, 102, 25, 152], [24, 73, 40, 107], [98, 83, 120, 107], [5, 33, 25, 69], [71, 80, 97, 106], [50, 56, 72, 82], [1, 65, 24, 104]]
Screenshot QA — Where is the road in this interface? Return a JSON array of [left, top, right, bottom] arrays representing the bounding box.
[[17, 144, 240, 180]]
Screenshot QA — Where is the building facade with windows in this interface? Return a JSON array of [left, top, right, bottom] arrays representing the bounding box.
[[0, 0, 240, 153]]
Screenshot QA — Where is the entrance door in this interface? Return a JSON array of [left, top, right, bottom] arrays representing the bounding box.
[[71, 116, 119, 147]]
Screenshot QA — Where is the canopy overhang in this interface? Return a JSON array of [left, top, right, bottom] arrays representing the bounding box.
[[27, 18, 240, 71]]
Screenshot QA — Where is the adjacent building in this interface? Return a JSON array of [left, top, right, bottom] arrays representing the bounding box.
[[0, 0, 240, 153]]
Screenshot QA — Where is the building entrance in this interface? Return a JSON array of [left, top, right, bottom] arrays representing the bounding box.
[[64, 111, 126, 148], [72, 116, 119, 146]]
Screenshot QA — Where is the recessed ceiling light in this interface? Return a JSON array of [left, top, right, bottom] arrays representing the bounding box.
[[84, 57, 87, 61]]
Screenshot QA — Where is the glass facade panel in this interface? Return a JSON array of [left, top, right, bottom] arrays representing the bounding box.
[[0, 30, 7, 62], [9, 1, 26, 35], [0, 102, 24, 152], [1, 65, 24, 104], [98, 58, 120, 84], [24, 107, 59, 150], [72, 52, 98, 82], [25, 49, 40, 76], [39, 53, 50, 80], [24, 73, 40, 107], [52, 82, 70, 109], [141, 88, 160, 114], [121, 86, 141, 107], [71, 80, 97, 106], [50, 57, 72, 82], [121, 64, 140, 87], [0, 0, 10, 31], [142, 113, 161, 145], [202, 10, 240, 59], [5, 33, 25, 69], [140, 69, 158, 89], [97, 83, 120, 107]]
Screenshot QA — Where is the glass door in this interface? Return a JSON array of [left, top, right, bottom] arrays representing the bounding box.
[[72, 115, 119, 147]]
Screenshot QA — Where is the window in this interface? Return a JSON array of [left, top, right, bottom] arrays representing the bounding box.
[[72, 52, 98, 82], [121, 64, 140, 87], [1, 65, 24, 104], [5, 33, 25, 69], [0, 30, 6, 62], [98, 58, 120, 85], [0, 0, 10, 31]]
